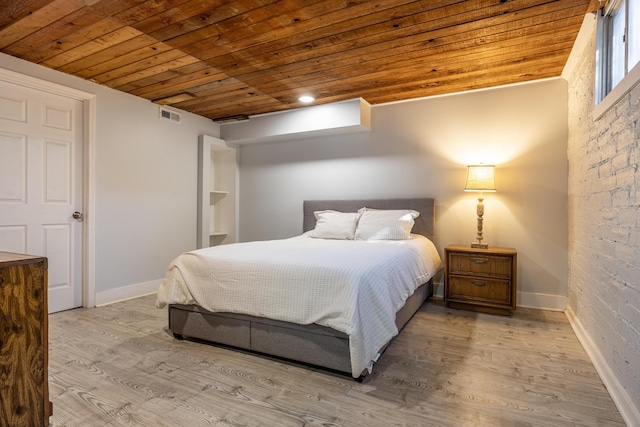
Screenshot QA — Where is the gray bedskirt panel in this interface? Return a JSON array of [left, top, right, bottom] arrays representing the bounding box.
[[169, 308, 253, 349], [396, 279, 430, 327], [251, 322, 352, 373], [169, 305, 352, 373], [168, 280, 432, 376]]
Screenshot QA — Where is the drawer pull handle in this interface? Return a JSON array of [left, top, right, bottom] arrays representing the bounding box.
[[471, 280, 487, 286], [471, 257, 489, 264]]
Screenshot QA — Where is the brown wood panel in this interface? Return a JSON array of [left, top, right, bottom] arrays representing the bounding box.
[[128, 14, 578, 105], [98, 54, 200, 87], [112, 0, 197, 26], [167, 79, 272, 110], [130, 0, 230, 34], [17, 17, 125, 63], [42, 25, 144, 69], [59, 36, 166, 76], [211, 33, 578, 104], [177, 52, 569, 118], [0, 0, 594, 120], [173, 11, 582, 112], [127, 67, 229, 98], [188, 0, 582, 71], [196, 2, 587, 87], [87, 48, 191, 84], [114, 62, 218, 93], [0, 0, 86, 49], [87, 0, 147, 17], [0, 0, 55, 32], [358, 54, 572, 103], [1, 6, 104, 58], [0, 253, 49, 427], [146, 0, 287, 42], [188, 44, 573, 109], [175, 0, 455, 60]]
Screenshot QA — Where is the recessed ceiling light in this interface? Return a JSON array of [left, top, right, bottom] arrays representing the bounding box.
[[298, 95, 315, 103]]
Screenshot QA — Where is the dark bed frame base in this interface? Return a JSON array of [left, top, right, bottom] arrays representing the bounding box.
[[168, 280, 432, 379]]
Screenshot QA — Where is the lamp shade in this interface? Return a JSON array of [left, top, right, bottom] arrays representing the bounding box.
[[464, 165, 496, 192]]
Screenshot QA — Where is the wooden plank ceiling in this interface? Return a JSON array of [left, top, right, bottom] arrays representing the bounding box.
[[0, 0, 597, 121]]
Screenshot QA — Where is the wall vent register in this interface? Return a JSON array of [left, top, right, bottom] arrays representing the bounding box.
[[159, 107, 181, 123]]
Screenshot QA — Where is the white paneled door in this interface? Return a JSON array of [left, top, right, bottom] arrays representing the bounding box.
[[0, 79, 83, 313]]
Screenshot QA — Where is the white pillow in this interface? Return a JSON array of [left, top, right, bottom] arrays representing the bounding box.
[[309, 210, 361, 240], [355, 208, 420, 240]]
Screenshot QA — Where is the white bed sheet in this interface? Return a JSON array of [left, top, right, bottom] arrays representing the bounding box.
[[156, 234, 442, 377]]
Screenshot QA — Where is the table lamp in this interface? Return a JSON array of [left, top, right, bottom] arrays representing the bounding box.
[[464, 165, 496, 249]]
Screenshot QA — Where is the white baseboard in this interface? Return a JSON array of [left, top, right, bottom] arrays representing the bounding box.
[[95, 279, 161, 307], [517, 291, 567, 311], [433, 283, 567, 311], [433, 281, 444, 299], [565, 305, 640, 427]]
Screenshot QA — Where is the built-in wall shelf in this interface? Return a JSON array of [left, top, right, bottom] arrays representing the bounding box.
[[197, 135, 238, 248], [210, 190, 229, 205], [209, 234, 227, 246], [209, 232, 228, 246]]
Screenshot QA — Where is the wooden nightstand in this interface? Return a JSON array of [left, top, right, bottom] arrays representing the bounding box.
[[444, 245, 517, 315]]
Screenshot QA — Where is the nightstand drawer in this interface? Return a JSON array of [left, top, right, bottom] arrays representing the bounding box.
[[447, 276, 512, 305], [448, 252, 512, 279]]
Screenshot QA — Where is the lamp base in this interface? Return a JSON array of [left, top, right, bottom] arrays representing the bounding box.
[[471, 242, 489, 249]]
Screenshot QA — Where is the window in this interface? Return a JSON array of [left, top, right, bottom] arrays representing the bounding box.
[[629, 0, 640, 67], [595, 0, 640, 105]]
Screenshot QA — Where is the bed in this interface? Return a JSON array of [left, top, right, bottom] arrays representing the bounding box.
[[156, 198, 440, 379]]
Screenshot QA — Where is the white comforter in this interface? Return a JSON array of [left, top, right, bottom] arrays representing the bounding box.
[[156, 234, 442, 377]]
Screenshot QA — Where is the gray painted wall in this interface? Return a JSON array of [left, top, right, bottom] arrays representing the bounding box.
[[238, 78, 569, 307], [0, 52, 220, 296]]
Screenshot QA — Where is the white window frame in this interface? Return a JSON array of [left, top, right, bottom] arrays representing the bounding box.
[[593, 0, 640, 120]]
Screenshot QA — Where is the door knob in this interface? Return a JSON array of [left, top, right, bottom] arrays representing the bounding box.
[[72, 211, 84, 220]]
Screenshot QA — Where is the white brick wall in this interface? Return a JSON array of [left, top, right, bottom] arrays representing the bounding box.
[[566, 19, 640, 422]]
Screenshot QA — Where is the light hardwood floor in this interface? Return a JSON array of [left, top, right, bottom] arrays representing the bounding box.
[[47, 295, 626, 426]]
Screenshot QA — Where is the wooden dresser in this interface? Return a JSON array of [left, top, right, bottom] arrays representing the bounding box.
[[444, 245, 517, 315], [0, 252, 52, 427]]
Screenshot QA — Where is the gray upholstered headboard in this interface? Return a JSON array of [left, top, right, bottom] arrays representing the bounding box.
[[303, 198, 435, 242]]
